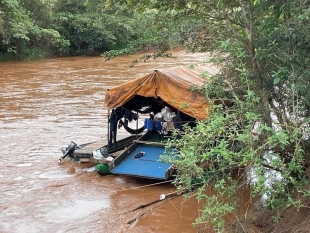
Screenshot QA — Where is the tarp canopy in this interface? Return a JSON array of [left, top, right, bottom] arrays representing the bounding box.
[[104, 65, 219, 120]]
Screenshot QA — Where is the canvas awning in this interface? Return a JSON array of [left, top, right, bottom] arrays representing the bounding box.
[[104, 65, 219, 120]]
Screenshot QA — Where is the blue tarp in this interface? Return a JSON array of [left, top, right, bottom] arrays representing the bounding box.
[[110, 145, 172, 180]]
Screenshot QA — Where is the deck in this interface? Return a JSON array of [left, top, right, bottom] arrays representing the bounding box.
[[72, 134, 141, 163], [109, 132, 175, 180]]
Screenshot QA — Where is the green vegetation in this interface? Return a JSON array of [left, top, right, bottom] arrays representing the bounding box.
[[0, 0, 69, 60], [0, 0, 194, 60], [0, 0, 147, 60], [106, 0, 310, 231], [2, 0, 310, 231]]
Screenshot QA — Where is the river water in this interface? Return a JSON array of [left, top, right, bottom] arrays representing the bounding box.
[[0, 50, 211, 233], [0, 50, 257, 233]]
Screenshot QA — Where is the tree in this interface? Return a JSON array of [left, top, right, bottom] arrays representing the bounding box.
[[101, 6, 183, 63], [0, 0, 140, 59], [52, 0, 139, 55], [107, 0, 310, 231], [0, 0, 69, 60]]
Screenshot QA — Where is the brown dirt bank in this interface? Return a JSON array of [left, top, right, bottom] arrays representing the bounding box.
[[252, 169, 310, 233], [252, 196, 310, 233]]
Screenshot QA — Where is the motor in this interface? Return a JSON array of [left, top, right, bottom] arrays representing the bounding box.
[[59, 141, 77, 163]]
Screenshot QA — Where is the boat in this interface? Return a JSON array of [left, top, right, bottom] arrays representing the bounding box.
[[102, 65, 219, 180], [60, 65, 219, 180]]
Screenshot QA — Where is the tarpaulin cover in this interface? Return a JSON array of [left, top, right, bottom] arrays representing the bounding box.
[[110, 145, 172, 180], [104, 65, 219, 120]]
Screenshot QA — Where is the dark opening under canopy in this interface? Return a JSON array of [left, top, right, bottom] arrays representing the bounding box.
[[104, 65, 219, 120]]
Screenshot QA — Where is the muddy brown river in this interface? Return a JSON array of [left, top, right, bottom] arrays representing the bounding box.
[[0, 50, 257, 233]]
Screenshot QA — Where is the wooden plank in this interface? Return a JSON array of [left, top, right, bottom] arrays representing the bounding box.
[[133, 140, 166, 146], [79, 158, 91, 163], [74, 134, 140, 158]]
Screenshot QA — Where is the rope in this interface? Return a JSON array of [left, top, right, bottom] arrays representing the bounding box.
[[115, 180, 172, 192]]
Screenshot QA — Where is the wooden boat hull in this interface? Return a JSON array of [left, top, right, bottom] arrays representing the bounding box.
[[66, 134, 143, 162]]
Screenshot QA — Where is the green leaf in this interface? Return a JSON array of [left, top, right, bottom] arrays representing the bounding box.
[[274, 77, 281, 85]]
